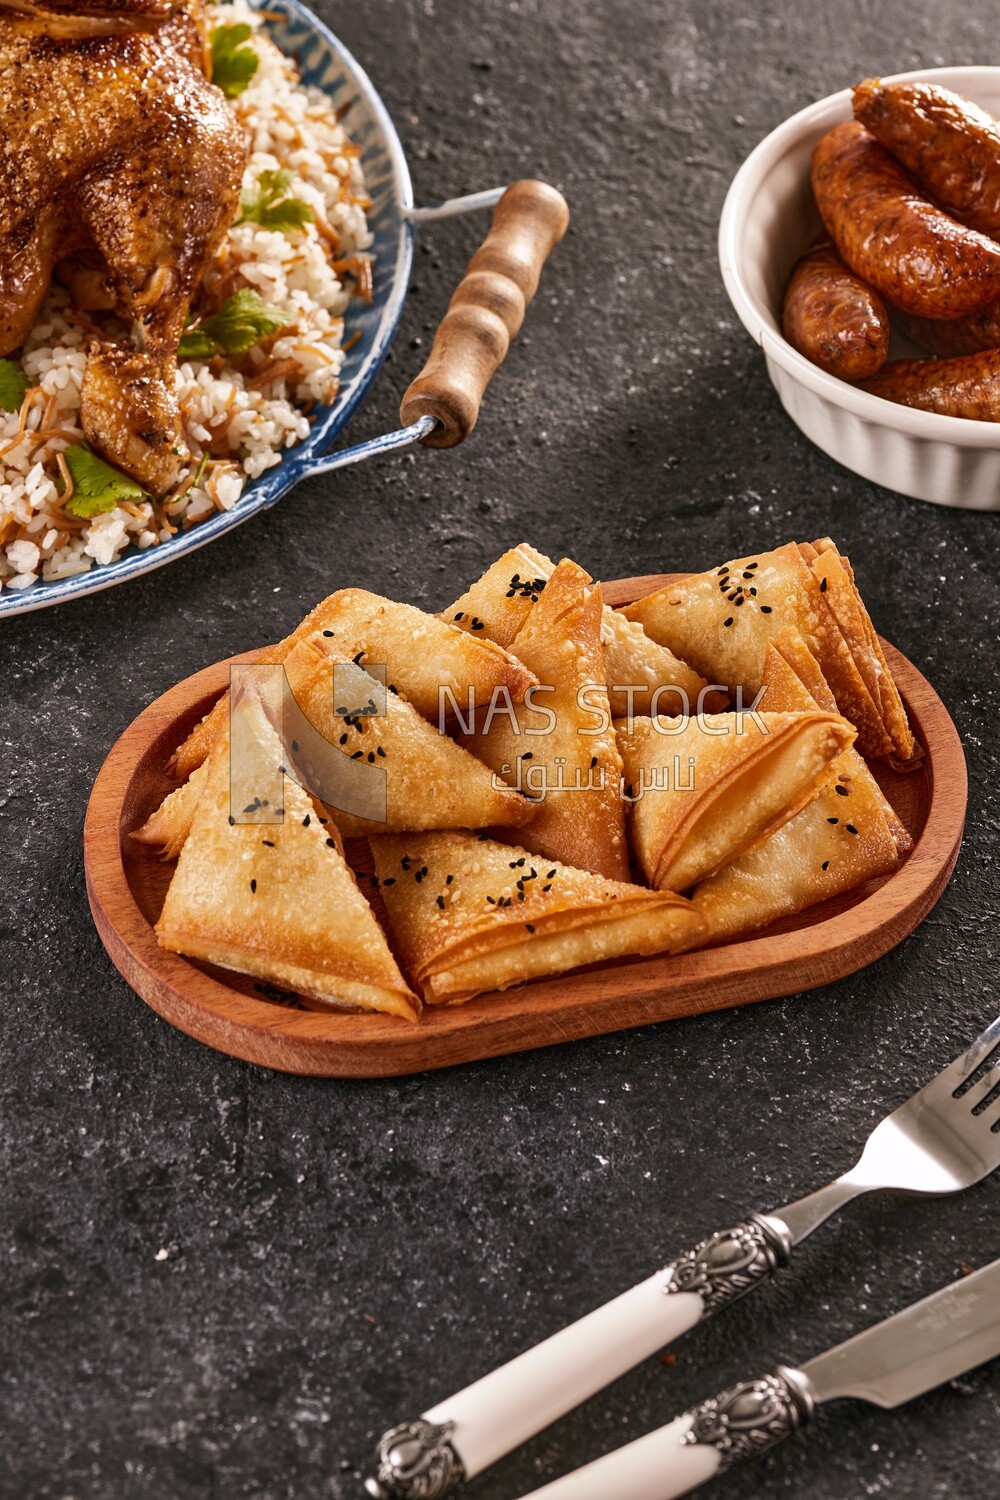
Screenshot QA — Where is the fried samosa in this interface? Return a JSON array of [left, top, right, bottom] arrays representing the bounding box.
[[618, 710, 855, 892], [691, 637, 909, 945], [155, 693, 419, 1020], [460, 559, 630, 881], [132, 757, 208, 860], [282, 634, 536, 837], [167, 589, 536, 782], [622, 540, 917, 767], [370, 830, 705, 1005], [445, 542, 716, 717]]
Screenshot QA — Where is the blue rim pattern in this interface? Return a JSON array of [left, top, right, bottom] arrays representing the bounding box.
[[0, 0, 414, 619]]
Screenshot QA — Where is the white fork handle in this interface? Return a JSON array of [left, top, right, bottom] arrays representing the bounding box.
[[425, 1275, 704, 1476], [510, 1414, 720, 1500], [368, 1217, 791, 1493]]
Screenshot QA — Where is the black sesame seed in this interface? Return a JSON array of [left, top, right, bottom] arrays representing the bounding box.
[[547, 870, 556, 878], [382, 877, 395, 886], [822, 860, 830, 871], [590, 756, 599, 768], [325, 837, 336, 848], [376, 746, 387, 758], [735, 596, 744, 606], [453, 611, 463, 621], [446, 874, 453, 885], [228, 815, 235, 826], [827, 817, 839, 825], [262, 839, 275, 847], [302, 814, 310, 826], [401, 856, 411, 869], [760, 605, 772, 614], [525, 923, 535, 933], [367, 752, 376, 763], [723, 617, 734, 628], [250, 879, 257, 893], [322, 629, 334, 637], [820, 577, 828, 592], [542, 883, 552, 892], [846, 823, 859, 835], [835, 784, 849, 796], [339, 733, 348, 745], [436, 895, 445, 909]]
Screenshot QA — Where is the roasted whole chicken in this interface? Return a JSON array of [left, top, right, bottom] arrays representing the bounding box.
[[0, 1, 247, 492]]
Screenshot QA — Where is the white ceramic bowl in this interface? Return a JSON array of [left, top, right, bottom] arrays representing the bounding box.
[[719, 65, 1000, 511]]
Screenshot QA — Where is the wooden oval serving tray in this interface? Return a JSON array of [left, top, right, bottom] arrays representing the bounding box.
[[84, 575, 967, 1077]]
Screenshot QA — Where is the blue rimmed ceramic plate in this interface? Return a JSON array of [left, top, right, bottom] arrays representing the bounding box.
[[0, 0, 415, 619]]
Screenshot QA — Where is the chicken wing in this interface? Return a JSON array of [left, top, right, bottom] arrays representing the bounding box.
[[0, 1, 246, 492]]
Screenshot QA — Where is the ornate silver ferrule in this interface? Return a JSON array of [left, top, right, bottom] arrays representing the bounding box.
[[680, 1366, 814, 1469], [663, 1213, 791, 1316], [365, 1419, 465, 1499]]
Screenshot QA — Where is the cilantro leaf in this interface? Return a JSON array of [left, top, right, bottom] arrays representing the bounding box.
[[210, 23, 259, 98], [199, 289, 291, 355], [176, 290, 291, 362], [63, 445, 147, 519], [177, 327, 221, 361], [0, 358, 29, 413], [238, 168, 315, 234]]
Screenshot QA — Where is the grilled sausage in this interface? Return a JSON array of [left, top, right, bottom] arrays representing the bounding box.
[[894, 301, 1000, 358], [782, 242, 890, 378], [811, 121, 1000, 319], [854, 77, 1000, 239], [861, 347, 1000, 419]]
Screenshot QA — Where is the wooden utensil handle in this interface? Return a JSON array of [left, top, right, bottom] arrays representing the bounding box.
[[400, 179, 569, 446]]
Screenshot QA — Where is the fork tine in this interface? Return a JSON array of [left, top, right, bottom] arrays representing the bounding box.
[[963, 1056, 1000, 1114], [931, 1011, 1000, 1092]]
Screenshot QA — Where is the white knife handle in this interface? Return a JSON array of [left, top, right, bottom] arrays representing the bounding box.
[[365, 1217, 791, 1497], [511, 1367, 815, 1500]]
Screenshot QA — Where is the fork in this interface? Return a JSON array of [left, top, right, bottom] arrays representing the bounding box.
[[365, 1012, 1000, 1500]]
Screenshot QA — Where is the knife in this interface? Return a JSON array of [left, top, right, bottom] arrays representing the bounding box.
[[505, 1258, 1000, 1500]]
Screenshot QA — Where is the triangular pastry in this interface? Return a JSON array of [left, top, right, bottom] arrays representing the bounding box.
[[370, 829, 706, 1005], [445, 542, 716, 717], [617, 710, 855, 892], [166, 589, 536, 781], [691, 638, 909, 945], [806, 538, 919, 769], [132, 758, 209, 860], [621, 540, 910, 764], [281, 634, 537, 838], [155, 692, 419, 1020], [459, 559, 630, 880]]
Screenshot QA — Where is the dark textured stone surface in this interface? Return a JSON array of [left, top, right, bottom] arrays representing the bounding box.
[[2, 2, 999, 1496]]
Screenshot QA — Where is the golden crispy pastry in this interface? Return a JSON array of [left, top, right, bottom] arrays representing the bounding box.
[[167, 589, 536, 781], [691, 637, 909, 945], [445, 542, 715, 718], [460, 559, 630, 881], [155, 692, 419, 1020], [618, 710, 855, 893], [622, 540, 917, 767], [370, 830, 705, 1005], [282, 634, 537, 837], [132, 758, 209, 860]]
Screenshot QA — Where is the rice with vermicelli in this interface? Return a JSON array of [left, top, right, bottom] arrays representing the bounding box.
[[0, 1, 372, 593]]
